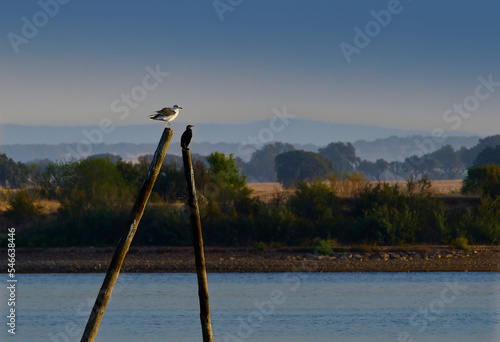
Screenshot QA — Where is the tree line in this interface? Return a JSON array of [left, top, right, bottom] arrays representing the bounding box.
[[1, 134, 498, 189], [241, 134, 500, 185], [1, 148, 499, 248]]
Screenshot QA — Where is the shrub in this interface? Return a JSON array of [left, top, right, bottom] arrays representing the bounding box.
[[451, 237, 470, 251], [254, 241, 267, 253], [289, 181, 340, 240], [327, 172, 370, 197], [290, 181, 338, 220], [6, 190, 42, 220], [42, 158, 133, 216], [406, 174, 432, 194], [461, 164, 500, 198], [435, 209, 451, 243], [315, 239, 337, 255], [348, 182, 441, 244], [456, 196, 500, 244], [354, 203, 418, 245]]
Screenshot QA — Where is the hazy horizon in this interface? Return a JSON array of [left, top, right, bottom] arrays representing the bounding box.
[[0, 118, 484, 146], [1, 1, 499, 141]]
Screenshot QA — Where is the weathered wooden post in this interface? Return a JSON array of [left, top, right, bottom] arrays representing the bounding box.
[[81, 128, 174, 342], [182, 148, 214, 342]]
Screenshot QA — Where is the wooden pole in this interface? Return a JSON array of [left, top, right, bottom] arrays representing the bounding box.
[[182, 149, 214, 342], [81, 128, 174, 342]]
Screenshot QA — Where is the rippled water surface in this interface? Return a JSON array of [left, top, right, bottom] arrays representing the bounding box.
[[1, 272, 499, 341]]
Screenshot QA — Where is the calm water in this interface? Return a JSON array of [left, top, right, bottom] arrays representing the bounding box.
[[1, 272, 499, 342]]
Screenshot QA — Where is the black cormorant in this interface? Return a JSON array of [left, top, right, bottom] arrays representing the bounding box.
[[180, 125, 194, 150]]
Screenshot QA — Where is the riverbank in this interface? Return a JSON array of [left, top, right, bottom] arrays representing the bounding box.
[[5, 245, 500, 273]]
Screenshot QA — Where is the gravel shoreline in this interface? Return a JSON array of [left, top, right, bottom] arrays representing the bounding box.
[[5, 246, 500, 273]]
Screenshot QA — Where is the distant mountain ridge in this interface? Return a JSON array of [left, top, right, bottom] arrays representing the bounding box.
[[0, 120, 483, 162], [0, 119, 479, 146], [0, 138, 482, 164], [352, 135, 481, 163]]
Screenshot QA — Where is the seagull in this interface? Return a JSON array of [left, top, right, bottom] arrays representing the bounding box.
[[149, 105, 182, 127], [181, 125, 194, 150]]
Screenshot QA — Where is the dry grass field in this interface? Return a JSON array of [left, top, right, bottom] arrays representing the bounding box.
[[0, 188, 12, 212], [247, 183, 292, 202], [247, 179, 463, 201], [384, 179, 462, 195], [0, 180, 464, 213], [0, 188, 61, 214]]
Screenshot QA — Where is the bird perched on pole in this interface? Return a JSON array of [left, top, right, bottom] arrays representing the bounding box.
[[181, 125, 194, 150], [149, 105, 182, 127]]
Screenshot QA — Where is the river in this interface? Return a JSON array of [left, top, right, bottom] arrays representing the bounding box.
[[1, 272, 499, 341]]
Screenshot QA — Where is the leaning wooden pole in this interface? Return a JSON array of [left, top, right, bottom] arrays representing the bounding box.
[[182, 148, 214, 342], [81, 128, 174, 342]]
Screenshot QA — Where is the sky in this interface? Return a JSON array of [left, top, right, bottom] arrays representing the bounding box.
[[1, 0, 499, 140]]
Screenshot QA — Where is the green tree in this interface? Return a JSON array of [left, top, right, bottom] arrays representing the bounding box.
[[88, 153, 122, 163], [206, 152, 246, 189], [275, 150, 333, 187], [39, 159, 79, 199], [153, 161, 184, 202], [459, 134, 500, 168], [428, 145, 464, 179], [0, 153, 28, 187], [349, 182, 439, 244], [243, 143, 295, 182], [473, 146, 500, 167], [289, 181, 340, 240], [204, 152, 250, 214], [290, 181, 338, 221], [403, 155, 439, 179], [358, 159, 389, 180], [461, 164, 500, 198], [318, 142, 360, 174], [192, 159, 211, 195], [116, 158, 143, 190], [6, 190, 42, 221], [42, 157, 133, 215]]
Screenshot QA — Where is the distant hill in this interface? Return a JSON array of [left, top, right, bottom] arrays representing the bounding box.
[[0, 120, 478, 145], [353, 135, 481, 162], [0, 120, 482, 162], [0, 137, 482, 164]]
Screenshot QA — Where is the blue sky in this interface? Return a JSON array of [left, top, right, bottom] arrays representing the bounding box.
[[1, 0, 499, 138]]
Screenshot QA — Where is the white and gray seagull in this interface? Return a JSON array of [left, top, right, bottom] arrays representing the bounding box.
[[149, 104, 182, 127]]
